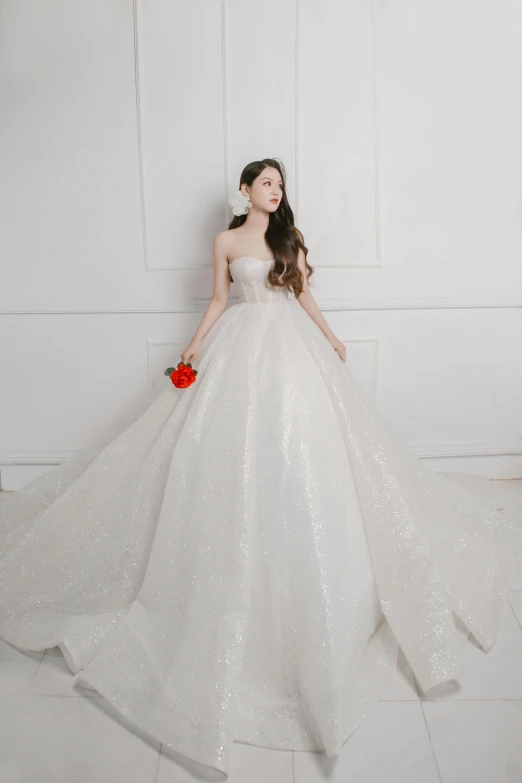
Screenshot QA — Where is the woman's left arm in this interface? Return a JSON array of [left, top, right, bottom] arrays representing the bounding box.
[[295, 247, 347, 362]]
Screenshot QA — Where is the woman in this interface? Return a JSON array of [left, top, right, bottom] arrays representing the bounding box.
[[0, 157, 519, 777]]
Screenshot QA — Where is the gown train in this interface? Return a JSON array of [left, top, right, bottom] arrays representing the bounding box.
[[1, 256, 520, 776]]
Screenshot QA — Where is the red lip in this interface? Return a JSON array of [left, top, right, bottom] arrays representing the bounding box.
[[270, 199, 278, 204]]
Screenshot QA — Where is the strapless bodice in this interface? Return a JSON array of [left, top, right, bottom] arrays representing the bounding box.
[[229, 257, 289, 304]]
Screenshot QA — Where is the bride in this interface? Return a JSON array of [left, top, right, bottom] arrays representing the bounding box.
[[0, 157, 520, 777]]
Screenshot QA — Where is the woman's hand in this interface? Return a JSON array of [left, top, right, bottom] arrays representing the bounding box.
[[181, 340, 201, 365], [328, 335, 346, 362]]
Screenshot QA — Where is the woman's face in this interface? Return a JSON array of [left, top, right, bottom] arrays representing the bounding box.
[[242, 167, 283, 213]]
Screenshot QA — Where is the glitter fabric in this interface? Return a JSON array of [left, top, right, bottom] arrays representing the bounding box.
[[0, 256, 520, 776]]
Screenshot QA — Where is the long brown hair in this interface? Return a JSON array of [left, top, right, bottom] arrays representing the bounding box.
[[227, 157, 313, 297]]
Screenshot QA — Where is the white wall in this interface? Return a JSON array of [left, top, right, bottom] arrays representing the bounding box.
[[1, 0, 521, 490]]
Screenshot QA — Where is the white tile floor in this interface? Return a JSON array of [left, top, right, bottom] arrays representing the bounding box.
[[1, 481, 521, 782]]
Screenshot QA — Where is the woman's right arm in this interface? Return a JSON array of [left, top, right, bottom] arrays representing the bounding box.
[[181, 233, 231, 364]]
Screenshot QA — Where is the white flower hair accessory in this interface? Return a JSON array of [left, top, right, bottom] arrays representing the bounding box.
[[228, 189, 252, 216]]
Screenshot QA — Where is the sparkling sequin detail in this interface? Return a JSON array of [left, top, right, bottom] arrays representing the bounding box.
[[0, 256, 520, 776]]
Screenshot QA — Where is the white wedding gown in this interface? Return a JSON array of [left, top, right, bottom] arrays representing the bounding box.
[[0, 255, 520, 776]]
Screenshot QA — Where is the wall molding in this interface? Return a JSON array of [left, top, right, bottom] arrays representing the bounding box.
[[135, 0, 230, 272], [2, 295, 521, 314], [369, 0, 383, 268], [132, 0, 149, 272], [2, 440, 521, 466], [146, 339, 186, 389], [135, 0, 384, 272], [295, 0, 384, 268]]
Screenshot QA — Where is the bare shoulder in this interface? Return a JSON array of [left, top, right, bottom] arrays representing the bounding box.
[[213, 228, 244, 263], [213, 228, 237, 252], [213, 229, 229, 246]]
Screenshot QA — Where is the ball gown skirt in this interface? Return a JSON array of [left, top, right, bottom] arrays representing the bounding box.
[[0, 256, 520, 776]]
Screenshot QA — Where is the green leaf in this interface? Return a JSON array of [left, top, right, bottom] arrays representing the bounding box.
[[164, 367, 176, 375]]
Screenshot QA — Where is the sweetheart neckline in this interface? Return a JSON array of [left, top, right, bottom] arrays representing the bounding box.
[[228, 256, 274, 268]]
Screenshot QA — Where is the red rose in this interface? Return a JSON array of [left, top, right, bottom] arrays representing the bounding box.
[[164, 361, 198, 388]]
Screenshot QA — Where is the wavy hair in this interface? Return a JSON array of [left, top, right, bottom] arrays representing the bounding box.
[[227, 157, 313, 297]]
